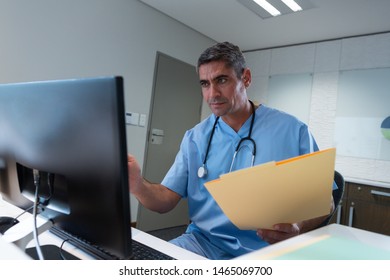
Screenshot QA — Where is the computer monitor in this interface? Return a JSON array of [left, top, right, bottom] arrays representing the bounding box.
[[0, 76, 131, 259]]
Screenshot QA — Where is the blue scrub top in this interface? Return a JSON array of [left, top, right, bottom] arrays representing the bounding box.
[[162, 105, 321, 258]]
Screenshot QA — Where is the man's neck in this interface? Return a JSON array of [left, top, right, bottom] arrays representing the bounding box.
[[221, 100, 255, 132]]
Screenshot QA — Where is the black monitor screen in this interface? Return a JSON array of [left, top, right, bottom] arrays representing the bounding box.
[[0, 76, 131, 259]]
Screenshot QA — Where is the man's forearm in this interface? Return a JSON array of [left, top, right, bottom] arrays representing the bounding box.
[[133, 179, 181, 214]]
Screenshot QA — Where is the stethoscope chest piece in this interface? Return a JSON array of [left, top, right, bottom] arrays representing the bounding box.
[[197, 165, 207, 178]]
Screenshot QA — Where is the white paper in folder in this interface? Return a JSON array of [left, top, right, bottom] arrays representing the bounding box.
[[204, 148, 336, 230]]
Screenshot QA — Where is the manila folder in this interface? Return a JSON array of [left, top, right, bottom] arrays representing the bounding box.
[[204, 148, 336, 230]]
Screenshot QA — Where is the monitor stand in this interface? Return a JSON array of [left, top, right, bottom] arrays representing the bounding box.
[[1, 215, 79, 260], [25, 244, 79, 260], [1, 214, 53, 250]]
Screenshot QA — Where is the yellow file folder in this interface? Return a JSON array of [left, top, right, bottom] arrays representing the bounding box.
[[204, 148, 336, 230]]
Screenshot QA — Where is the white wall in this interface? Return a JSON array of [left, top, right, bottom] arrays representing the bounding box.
[[0, 0, 215, 221], [245, 32, 390, 187]]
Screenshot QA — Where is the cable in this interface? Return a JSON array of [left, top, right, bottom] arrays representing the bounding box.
[[32, 169, 45, 260], [39, 172, 53, 205], [13, 205, 34, 221], [59, 239, 70, 260]]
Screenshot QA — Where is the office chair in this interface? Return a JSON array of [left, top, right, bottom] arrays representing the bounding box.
[[318, 170, 345, 227]]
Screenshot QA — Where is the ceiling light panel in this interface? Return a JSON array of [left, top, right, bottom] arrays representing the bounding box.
[[237, 0, 314, 19], [253, 0, 281, 16], [281, 0, 303, 12]]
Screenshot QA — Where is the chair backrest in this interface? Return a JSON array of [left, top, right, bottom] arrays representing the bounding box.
[[318, 170, 345, 227], [332, 170, 345, 208]]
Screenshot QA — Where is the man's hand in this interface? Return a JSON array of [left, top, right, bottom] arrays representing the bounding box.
[[256, 223, 301, 244], [127, 154, 180, 213], [127, 154, 143, 195]]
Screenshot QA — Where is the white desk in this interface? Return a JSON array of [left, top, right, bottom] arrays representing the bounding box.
[[0, 238, 32, 260], [4, 193, 389, 261], [235, 223, 390, 260], [0, 196, 205, 260]]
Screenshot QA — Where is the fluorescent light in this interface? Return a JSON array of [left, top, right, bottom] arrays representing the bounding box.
[[281, 0, 303, 12], [252, 0, 281, 16]]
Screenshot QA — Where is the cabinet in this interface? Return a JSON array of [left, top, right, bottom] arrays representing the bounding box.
[[331, 182, 390, 235]]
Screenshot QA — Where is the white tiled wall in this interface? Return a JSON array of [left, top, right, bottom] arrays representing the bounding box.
[[269, 44, 316, 75], [340, 35, 390, 70], [245, 32, 390, 186], [314, 41, 341, 72]]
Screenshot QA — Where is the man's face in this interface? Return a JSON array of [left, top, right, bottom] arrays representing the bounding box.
[[198, 60, 249, 118]]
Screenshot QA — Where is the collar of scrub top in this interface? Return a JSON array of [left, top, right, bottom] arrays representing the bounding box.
[[197, 100, 256, 178]]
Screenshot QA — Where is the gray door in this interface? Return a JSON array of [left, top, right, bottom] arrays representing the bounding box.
[[136, 53, 202, 232]]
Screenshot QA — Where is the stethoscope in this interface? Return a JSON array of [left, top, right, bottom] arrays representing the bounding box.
[[197, 100, 257, 178]]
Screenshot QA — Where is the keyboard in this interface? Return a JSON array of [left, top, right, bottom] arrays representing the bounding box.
[[50, 226, 175, 260], [131, 239, 175, 260]]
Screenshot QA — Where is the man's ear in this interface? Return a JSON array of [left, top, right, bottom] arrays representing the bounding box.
[[242, 68, 252, 87]]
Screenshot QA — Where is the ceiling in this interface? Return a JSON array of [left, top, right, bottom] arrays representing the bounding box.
[[139, 0, 390, 51]]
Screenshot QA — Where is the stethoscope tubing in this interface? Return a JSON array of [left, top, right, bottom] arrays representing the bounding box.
[[229, 137, 256, 173], [198, 100, 256, 178]]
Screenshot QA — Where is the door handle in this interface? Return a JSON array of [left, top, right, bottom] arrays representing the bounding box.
[[336, 204, 342, 224], [348, 204, 354, 227], [371, 190, 390, 197]]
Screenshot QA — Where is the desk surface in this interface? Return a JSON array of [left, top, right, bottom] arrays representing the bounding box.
[[3, 195, 390, 261], [0, 196, 205, 260], [235, 223, 390, 260], [0, 237, 32, 260]]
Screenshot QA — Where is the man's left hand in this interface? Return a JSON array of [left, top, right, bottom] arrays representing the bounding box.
[[256, 223, 301, 244]]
